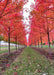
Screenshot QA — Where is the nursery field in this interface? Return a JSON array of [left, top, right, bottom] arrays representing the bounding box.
[[0, 46, 24, 55], [0, 47, 15, 54], [0, 0, 54, 75], [0, 46, 15, 49], [33, 45, 54, 48], [32, 45, 54, 52], [1, 47, 54, 75], [41, 48, 54, 52]]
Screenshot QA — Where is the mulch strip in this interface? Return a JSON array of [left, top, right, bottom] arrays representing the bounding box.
[[0, 47, 25, 74], [31, 47, 54, 60]]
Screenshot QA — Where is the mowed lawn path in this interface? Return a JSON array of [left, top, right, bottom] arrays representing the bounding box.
[[3, 47, 54, 75]]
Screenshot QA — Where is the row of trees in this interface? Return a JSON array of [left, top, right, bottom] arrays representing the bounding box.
[[0, 0, 27, 55], [29, 0, 54, 53]]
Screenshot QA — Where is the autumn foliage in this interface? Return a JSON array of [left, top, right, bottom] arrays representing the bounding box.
[[0, 0, 27, 54], [29, 0, 54, 53], [0, 0, 54, 54]]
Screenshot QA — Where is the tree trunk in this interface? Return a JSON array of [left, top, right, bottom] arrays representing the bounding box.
[[52, 37, 53, 46], [47, 32, 51, 54], [40, 36, 42, 48], [38, 40, 39, 48], [8, 27, 10, 55], [15, 36, 17, 52], [35, 41, 36, 47], [18, 43, 19, 49], [0, 41, 1, 50]]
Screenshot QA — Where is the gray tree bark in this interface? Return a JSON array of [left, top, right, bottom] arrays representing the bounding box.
[[8, 27, 10, 55]]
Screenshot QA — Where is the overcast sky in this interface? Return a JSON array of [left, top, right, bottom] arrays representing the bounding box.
[[23, 0, 35, 42]]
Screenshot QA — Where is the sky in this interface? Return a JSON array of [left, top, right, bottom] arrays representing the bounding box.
[[23, 0, 35, 43]]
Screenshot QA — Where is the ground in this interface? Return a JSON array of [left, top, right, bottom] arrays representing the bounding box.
[[0, 46, 22, 54], [2, 47, 54, 75]]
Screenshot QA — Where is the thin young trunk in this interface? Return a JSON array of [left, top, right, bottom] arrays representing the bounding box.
[[15, 36, 17, 52], [47, 32, 51, 54], [35, 44, 36, 47], [35, 41, 36, 47], [47, 18, 51, 54], [18, 43, 19, 49], [38, 40, 39, 48], [8, 27, 10, 55], [0, 41, 1, 50], [40, 36, 42, 48], [52, 37, 53, 46]]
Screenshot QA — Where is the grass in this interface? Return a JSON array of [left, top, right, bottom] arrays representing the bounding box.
[[0, 48, 16, 54], [3, 47, 54, 75], [0, 46, 15, 49], [33, 45, 54, 48], [0, 47, 22, 54], [33, 45, 54, 52]]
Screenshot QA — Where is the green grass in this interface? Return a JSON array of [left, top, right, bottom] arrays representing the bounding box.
[[0, 46, 9, 48], [41, 45, 54, 48], [0, 46, 15, 49], [33, 45, 54, 48], [0, 47, 22, 54], [3, 47, 54, 75], [0, 48, 16, 54], [33, 45, 54, 52]]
